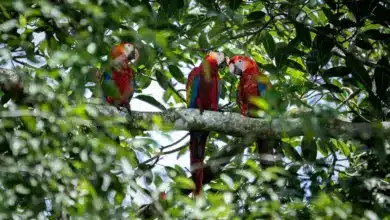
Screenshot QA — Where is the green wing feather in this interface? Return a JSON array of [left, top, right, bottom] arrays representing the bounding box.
[[101, 72, 121, 100]]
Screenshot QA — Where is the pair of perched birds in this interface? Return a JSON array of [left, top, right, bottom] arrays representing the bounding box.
[[99, 43, 276, 197]]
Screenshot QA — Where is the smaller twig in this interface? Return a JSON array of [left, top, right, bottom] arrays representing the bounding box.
[[336, 89, 361, 110], [161, 133, 189, 150], [139, 72, 157, 81], [312, 94, 324, 105], [139, 142, 189, 166], [138, 133, 190, 166], [167, 82, 186, 103], [13, 59, 37, 69]]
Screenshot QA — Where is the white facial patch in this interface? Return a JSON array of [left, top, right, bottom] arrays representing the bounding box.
[[229, 63, 235, 74], [215, 52, 225, 65], [236, 60, 245, 72], [123, 43, 134, 57]]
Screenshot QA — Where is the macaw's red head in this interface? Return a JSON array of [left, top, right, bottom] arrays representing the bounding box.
[[111, 42, 139, 67], [228, 55, 259, 76], [204, 51, 229, 69]]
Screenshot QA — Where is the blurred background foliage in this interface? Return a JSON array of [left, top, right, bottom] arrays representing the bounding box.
[[0, 0, 390, 219]]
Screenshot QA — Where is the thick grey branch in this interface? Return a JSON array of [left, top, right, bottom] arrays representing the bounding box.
[[95, 105, 390, 140], [2, 67, 389, 140]]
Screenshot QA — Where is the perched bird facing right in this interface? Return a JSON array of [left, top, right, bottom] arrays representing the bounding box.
[[94, 42, 139, 144], [228, 55, 278, 168], [98, 42, 139, 114]]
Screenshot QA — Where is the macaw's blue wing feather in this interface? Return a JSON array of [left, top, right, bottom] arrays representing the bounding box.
[[258, 82, 267, 97], [189, 74, 200, 108], [257, 78, 276, 110], [103, 72, 111, 80]]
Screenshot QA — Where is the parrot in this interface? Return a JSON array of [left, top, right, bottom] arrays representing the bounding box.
[[186, 51, 227, 196], [98, 42, 139, 115], [94, 42, 139, 144], [228, 55, 277, 168]]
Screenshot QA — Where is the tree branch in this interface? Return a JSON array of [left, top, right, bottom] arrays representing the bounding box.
[[2, 67, 390, 141], [95, 105, 390, 141]]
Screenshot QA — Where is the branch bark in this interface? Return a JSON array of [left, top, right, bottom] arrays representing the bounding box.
[[95, 105, 390, 141], [2, 67, 390, 140]]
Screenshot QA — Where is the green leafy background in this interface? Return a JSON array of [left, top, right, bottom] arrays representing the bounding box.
[[0, 0, 389, 219]]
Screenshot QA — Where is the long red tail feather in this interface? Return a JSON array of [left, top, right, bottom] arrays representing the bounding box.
[[189, 131, 209, 196]]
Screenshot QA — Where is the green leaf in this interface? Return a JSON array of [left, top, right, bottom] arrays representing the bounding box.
[[345, 55, 372, 90], [176, 145, 187, 159], [18, 14, 26, 29], [155, 70, 169, 90], [283, 143, 303, 161], [247, 11, 266, 20], [322, 66, 352, 78], [199, 33, 209, 49], [339, 18, 355, 29], [374, 57, 390, 102], [174, 176, 195, 190], [168, 65, 185, 84], [305, 50, 319, 74], [362, 29, 390, 41], [295, 23, 312, 48], [301, 136, 317, 162], [259, 63, 278, 74], [165, 166, 179, 179], [260, 32, 276, 58], [355, 37, 373, 50], [317, 139, 329, 156], [326, 0, 337, 10], [322, 7, 337, 24], [274, 40, 302, 69], [319, 83, 343, 93], [286, 59, 306, 73], [157, 0, 184, 17], [312, 33, 334, 52], [333, 140, 350, 157], [135, 95, 167, 110], [136, 73, 152, 89], [306, 49, 332, 71], [229, 0, 243, 10]]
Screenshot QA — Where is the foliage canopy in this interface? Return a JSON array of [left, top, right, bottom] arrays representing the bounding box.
[[0, 0, 389, 219]]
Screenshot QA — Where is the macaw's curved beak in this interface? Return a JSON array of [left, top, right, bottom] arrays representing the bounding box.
[[229, 63, 242, 76], [128, 48, 140, 63]]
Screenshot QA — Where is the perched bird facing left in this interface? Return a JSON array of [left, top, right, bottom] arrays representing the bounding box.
[[98, 42, 139, 114], [186, 51, 227, 196], [228, 55, 278, 168]]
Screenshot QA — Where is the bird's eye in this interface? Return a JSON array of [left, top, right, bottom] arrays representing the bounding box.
[[239, 60, 242, 63]]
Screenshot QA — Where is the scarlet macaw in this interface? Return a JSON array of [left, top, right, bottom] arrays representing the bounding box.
[[228, 55, 276, 167], [186, 51, 227, 196], [98, 42, 139, 114]]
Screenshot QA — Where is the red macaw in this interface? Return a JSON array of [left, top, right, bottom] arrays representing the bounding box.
[[186, 51, 227, 196], [228, 55, 275, 167], [98, 42, 139, 114]]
